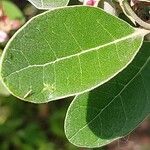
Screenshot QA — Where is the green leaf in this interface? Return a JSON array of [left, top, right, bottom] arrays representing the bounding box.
[[64, 42, 150, 148], [1, 6, 148, 103], [28, 0, 69, 9], [1, 0, 25, 23], [0, 80, 10, 96], [0, 50, 10, 96]]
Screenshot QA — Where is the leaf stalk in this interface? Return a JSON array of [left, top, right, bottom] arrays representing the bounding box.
[[121, 0, 150, 30]]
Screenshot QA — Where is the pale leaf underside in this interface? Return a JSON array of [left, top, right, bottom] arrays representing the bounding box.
[[28, 0, 69, 9]]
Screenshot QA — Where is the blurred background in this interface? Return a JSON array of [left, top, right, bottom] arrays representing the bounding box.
[[0, 0, 150, 150]]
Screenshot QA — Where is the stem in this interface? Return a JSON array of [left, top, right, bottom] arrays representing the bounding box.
[[121, 0, 150, 30]]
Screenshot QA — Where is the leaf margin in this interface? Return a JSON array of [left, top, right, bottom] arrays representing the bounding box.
[[64, 41, 150, 148]]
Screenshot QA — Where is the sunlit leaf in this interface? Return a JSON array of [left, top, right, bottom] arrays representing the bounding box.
[[1, 6, 148, 103]]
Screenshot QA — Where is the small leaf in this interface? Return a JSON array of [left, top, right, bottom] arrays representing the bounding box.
[[0, 80, 10, 96], [65, 42, 150, 148], [1, 6, 148, 103], [137, 0, 150, 2], [28, 0, 70, 9], [0, 50, 10, 96], [1, 0, 25, 23]]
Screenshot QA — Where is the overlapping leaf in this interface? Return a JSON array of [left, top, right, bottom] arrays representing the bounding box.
[[28, 0, 69, 9], [0, 6, 148, 103], [65, 42, 150, 148], [0, 51, 9, 96]]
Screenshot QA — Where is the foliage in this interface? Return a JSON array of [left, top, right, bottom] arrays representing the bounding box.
[[65, 42, 150, 147], [0, 95, 77, 150], [1, 0, 25, 22], [0, 0, 150, 149], [28, 0, 69, 9]]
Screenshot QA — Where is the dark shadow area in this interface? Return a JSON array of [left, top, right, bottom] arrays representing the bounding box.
[[86, 42, 150, 141], [13, 0, 28, 10]]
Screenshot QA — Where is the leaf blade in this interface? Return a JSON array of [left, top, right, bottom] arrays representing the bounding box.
[[65, 42, 150, 148], [1, 6, 147, 103]]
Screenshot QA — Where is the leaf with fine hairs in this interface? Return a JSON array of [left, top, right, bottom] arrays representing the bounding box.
[[0, 6, 149, 103]]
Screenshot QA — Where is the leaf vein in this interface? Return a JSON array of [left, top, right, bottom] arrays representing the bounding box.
[[4, 31, 141, 78]]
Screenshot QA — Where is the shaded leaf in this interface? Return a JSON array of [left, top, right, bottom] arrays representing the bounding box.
[[65, 42, 150, 148]]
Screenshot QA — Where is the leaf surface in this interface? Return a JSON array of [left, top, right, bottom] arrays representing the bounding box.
[[1, 6, 148, 103], [0, 50, 9, 96], [28, 0, 69, 9], [65, 42, 150, 148]]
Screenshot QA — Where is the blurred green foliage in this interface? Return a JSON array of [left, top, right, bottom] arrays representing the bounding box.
[[0, 95, 78, 150]]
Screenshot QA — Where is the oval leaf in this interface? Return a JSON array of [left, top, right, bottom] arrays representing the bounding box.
[[65, 42, 150, 148], [28, 0, 69, 9], [0, 6, 148, 103]]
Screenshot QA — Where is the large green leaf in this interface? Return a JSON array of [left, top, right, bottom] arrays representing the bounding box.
[[1, 6, 148, 103], [28, 0, 69, 9], [65, 42, 150, 148]]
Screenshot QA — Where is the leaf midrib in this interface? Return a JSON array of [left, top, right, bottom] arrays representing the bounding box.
[[4, 30, 142, 78]]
